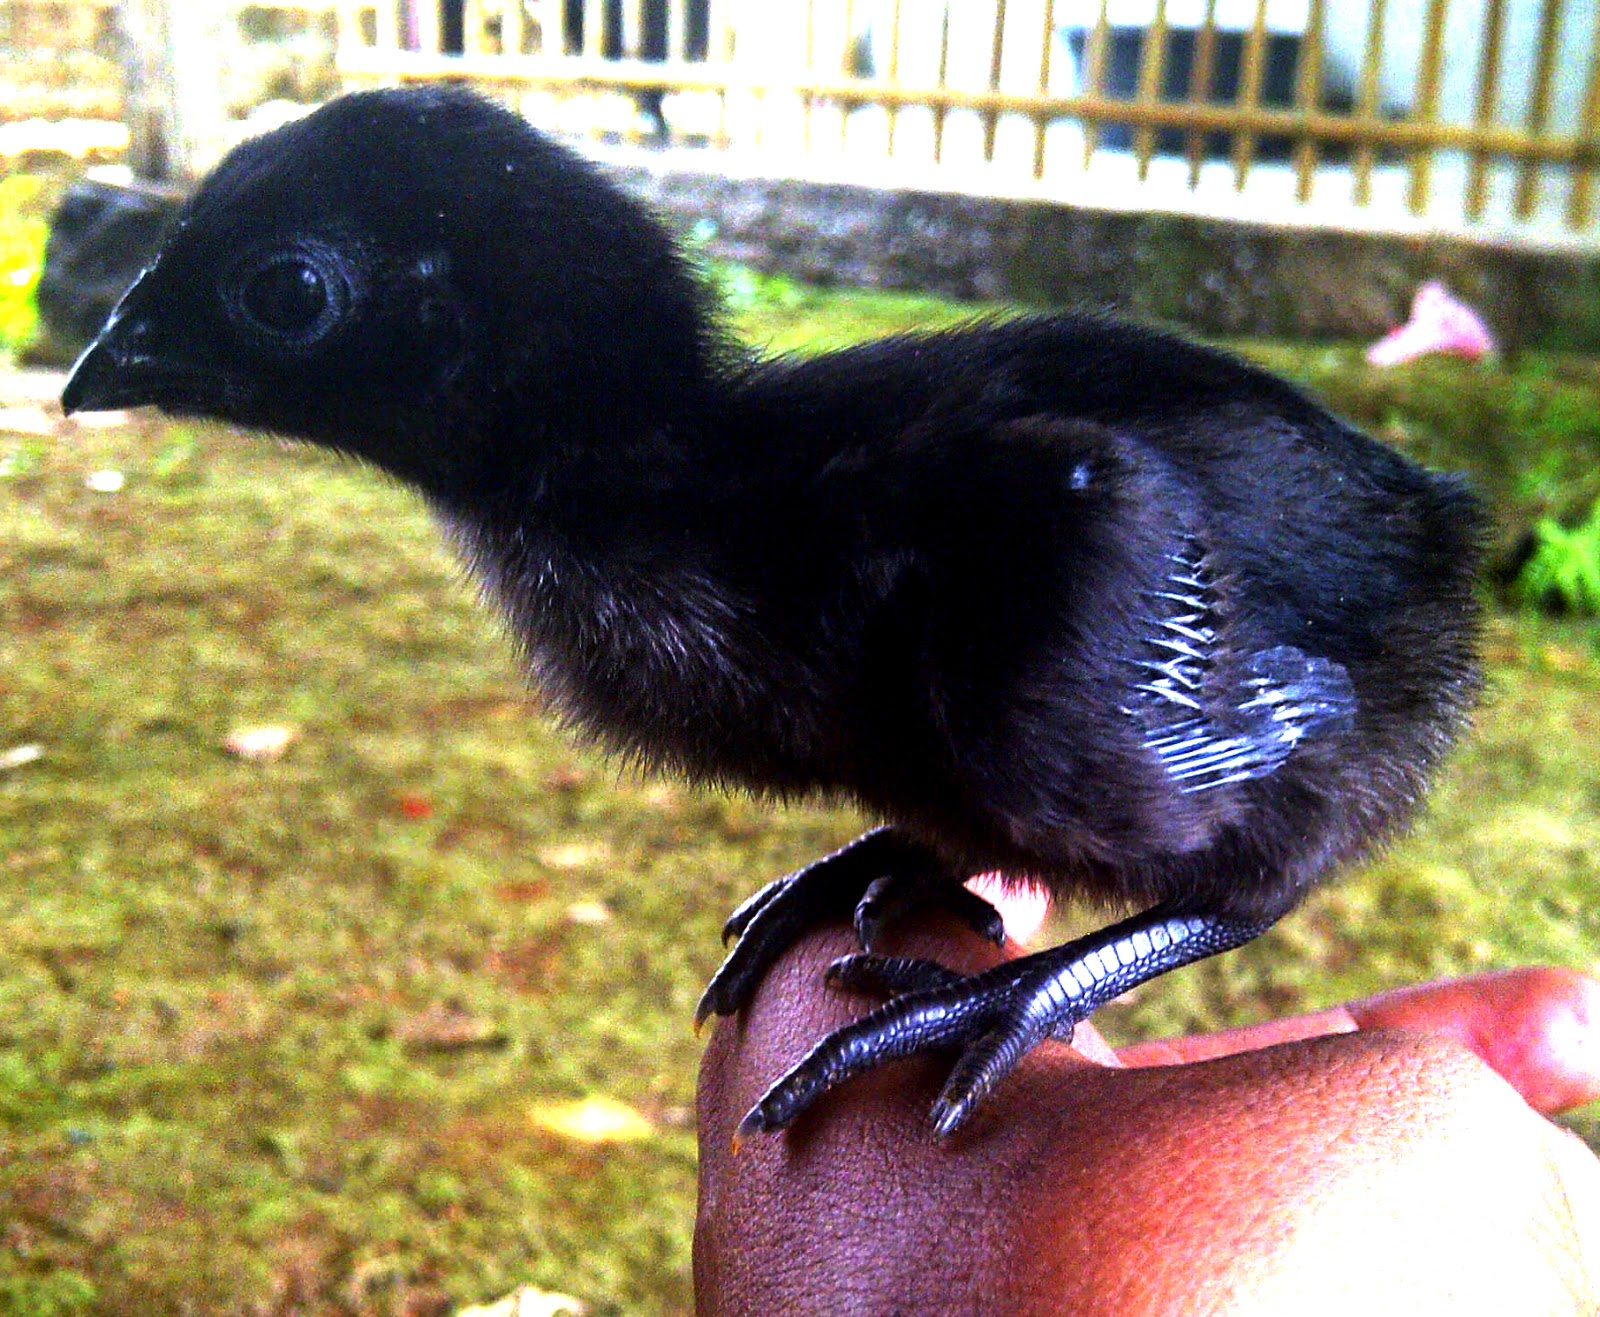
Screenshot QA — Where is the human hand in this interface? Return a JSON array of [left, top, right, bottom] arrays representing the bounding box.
[[695, 917, 1600, 1316]]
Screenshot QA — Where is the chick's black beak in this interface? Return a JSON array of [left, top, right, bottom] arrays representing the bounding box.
[[61, 318, 156, 416]]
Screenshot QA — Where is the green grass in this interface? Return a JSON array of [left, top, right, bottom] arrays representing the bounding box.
[[0, 175, 49, 361], [2, 278, 1598, 1314], [1516, 497, 1600, 614]]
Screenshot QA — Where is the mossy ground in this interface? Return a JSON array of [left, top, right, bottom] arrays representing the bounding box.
[[1, 266, 1597, 1314]]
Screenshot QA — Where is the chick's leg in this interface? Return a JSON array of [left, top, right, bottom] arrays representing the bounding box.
[[739, 905, 1275, 1138], [695, 827, 1005, 1027]]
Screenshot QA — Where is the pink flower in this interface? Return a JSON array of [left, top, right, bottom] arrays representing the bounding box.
[[1366, 281, 1496, 366]]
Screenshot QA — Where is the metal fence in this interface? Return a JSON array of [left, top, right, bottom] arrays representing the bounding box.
[[326, 0, 1600, 246], [7, 1, 1600, 247]]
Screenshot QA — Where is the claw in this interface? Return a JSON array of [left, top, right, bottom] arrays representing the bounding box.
[[739, 907, 1275, 1136], [853, 870, 1007, 952], [698, 827, 960, 1023], [825, 952, 965, 996]]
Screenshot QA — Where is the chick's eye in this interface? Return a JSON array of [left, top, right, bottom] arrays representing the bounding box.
[[232, 247, 350, 344]]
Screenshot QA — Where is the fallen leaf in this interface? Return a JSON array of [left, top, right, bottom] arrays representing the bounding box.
[[0, 744, 42, 772], [563, 900, 611, 927], [456, 1285, 588, 1317], [538, 841, 610, 869], [494, 879, 552, 904], [397, 792, 434, 819], [394, 1001, 507, 1054], [527, 1096, 655, 1144], [84, 469, 124, 492], [222, 725, 297, 761]]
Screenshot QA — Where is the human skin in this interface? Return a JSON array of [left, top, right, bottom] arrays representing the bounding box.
[[695, 918, 1600, 1317]]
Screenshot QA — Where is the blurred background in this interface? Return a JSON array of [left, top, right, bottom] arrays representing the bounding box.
[[2, 2, 1599, 1314]]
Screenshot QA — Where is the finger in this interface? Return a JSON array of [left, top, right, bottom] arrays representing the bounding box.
[[1116, 967, 1600, 1117], [1347, 967, 1600, 1116]]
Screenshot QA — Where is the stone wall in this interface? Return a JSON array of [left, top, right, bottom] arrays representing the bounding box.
[[612, 154, 1600, 352]]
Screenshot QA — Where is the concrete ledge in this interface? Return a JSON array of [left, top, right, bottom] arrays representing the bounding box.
[[608, 153, 1600, 351]]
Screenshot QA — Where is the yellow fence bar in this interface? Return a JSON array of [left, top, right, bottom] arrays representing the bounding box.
[[335, 3, 366, 59], [886, 0, 902, 155], [547, 0, 567, 55], [1353, 0, 1386, 207], [1184, 0, 1219, 188], [376, 0, 400, 52], [1466, 0, 1506, 220], [1294, 0, 1326, 203], [502, 0, 523, 55], [933, 2, 952, 164], [332, 44, 1600, 172], [1080, 0, 1110, 167], [668, 0, 687, 60], [1406, 0, 1448, 215], [1516, 0, 1566, 219], [1133, 0, 1169, 181], [979, 0, 1004, 163], [1571, 4, 1600, 226], [627, 0, 644, 59], [322, 2, 1600, 236], [1032, 0, 1055, 179], [416, 0, 441, 53], [1231, 0, 1269, 191]]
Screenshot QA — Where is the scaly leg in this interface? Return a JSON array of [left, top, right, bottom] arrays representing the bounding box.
[[738, 905, 1275, 1138]]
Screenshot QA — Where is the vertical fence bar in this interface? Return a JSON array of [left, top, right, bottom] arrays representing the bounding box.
[[1133, 0, 1169, 181], [983, 0, 1009, 161], [705, 0, 729, 142], [841, 0, 856, 149], [1081, 0, 1110, 167], [548, 0, 568, 54], [1185, 0, 1219, 188], [1567, 5, 1600, 226], [801, 0, 815, 151], [583, 0, 603, 58], [886, 0, 903, 156], [501, 0, 522, 55], [1353, 0, 1386, 207], [1032, 0, 1055, 177], [1293, 0, 1325, 202], [1515, 0, 1565, 219], [461, 0, 484, 53], [1405, 0, 1448, 215], [668, 0, 687, 59], [934, 5, 952, 163], [415, 0, 441, 52], [1466, 0, 1505, 219], [1231, 0, 1269, 191], [621, 0, 641, 58], [336, 2, 367, 57], [376, 0, 399, 50]]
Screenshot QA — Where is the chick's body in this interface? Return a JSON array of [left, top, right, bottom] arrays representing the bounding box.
[[62, 88, 1482, 1135]]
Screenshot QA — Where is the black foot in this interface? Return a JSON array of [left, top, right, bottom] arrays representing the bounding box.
[[695, 828, 1003, 1028], [739, 906, 1275, 1138]]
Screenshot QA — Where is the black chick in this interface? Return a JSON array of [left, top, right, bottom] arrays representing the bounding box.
[[62, 87, 1482, 1138]]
